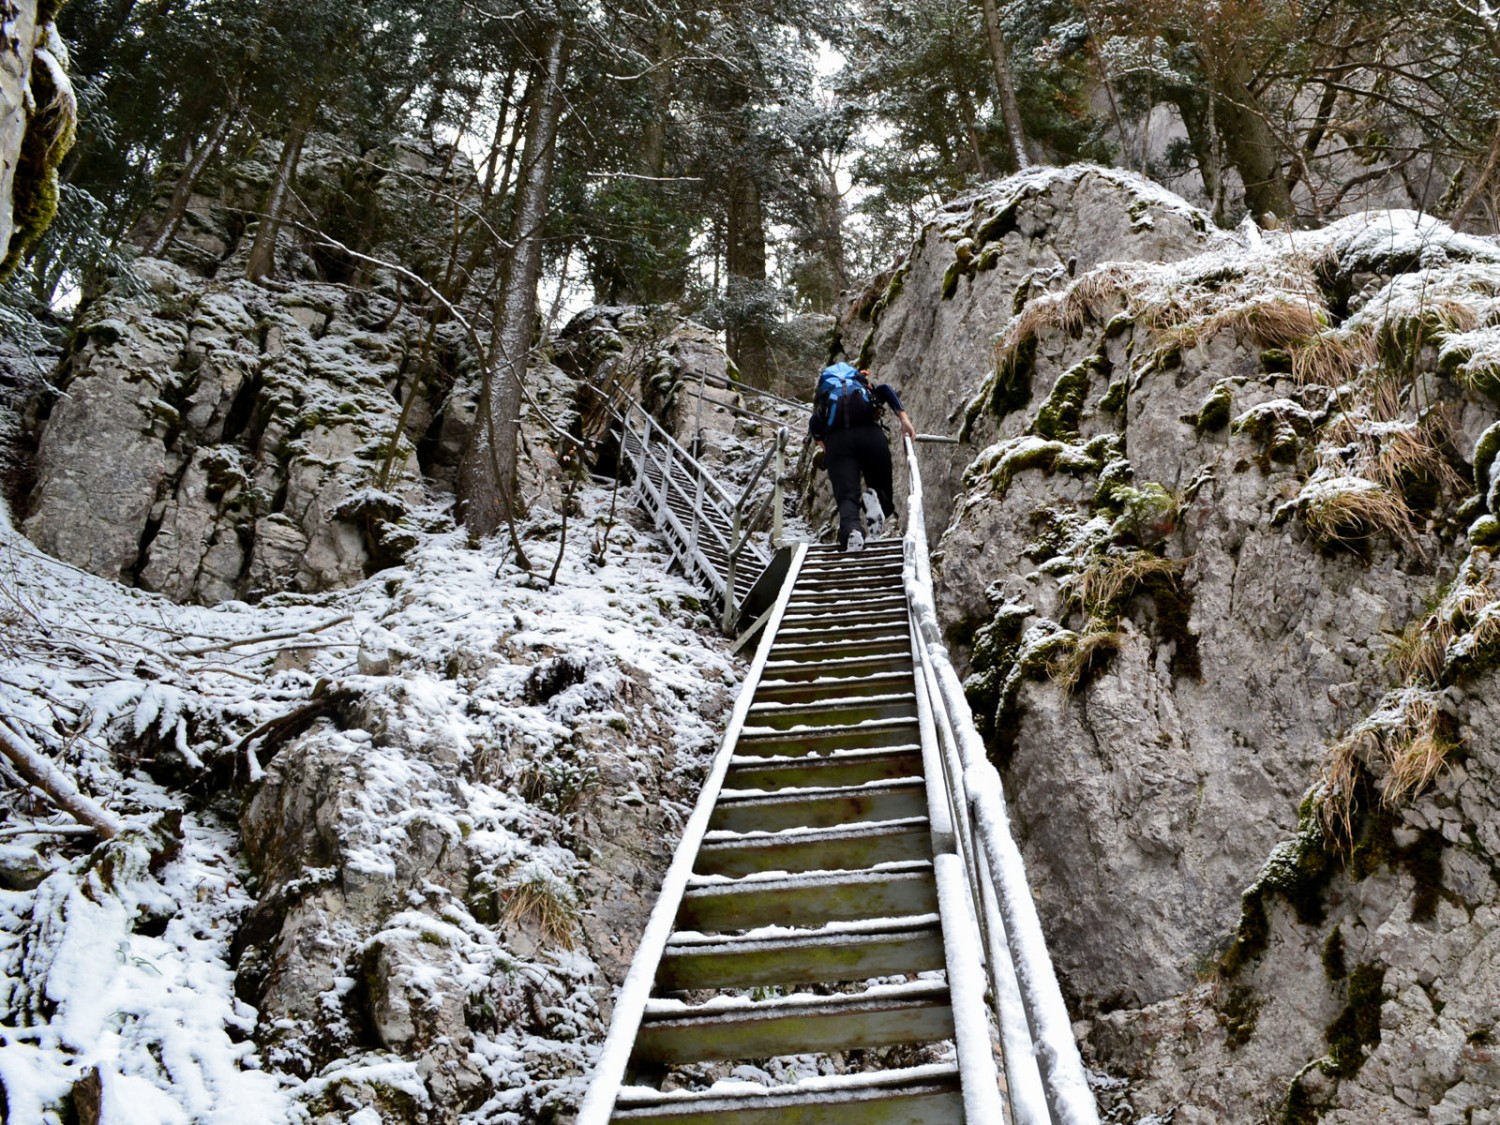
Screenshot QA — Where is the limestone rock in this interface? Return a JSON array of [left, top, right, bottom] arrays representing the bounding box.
[[832, 164, 1500, 1120]]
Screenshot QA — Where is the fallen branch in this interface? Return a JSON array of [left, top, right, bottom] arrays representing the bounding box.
[[174, 614, 354, 658], [0, 719, 122, 839], [235, 679, 359, 782]]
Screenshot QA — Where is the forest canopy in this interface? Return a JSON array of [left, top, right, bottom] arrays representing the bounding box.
[[9, 0, 1500, 528]]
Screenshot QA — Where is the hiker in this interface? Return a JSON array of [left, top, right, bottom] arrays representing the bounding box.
[[809, 362, 917, 552]]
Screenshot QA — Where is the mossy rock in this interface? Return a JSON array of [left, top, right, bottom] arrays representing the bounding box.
[[1034, 356, 1105, 442], [1471, 515, 1500, 548], [1195, 383, 1234, 433]]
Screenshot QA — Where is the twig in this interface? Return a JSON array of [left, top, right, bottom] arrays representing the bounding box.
[[0, 823, 97, 840], [174, 614, 354, 658], [0, 719, 122, 839]]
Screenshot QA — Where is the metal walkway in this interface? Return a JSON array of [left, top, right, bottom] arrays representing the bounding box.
[[617, 398, 783, 626], [578, 436, 1102, 1125]]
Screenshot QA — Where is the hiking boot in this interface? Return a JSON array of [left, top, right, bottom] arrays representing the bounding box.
[[868, 516, 886, 540], [846, 529, 865, 553]]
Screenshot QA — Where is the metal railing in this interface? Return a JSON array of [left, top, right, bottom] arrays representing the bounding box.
[[900, 434, 1101, 1125], [615, 396, 784, 632]]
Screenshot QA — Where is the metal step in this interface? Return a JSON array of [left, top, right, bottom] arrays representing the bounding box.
[[634, 981, 954, 1064], [677, 864, 938, 932], [752, 670, 914, 706], [611, 1065, 965, 1124], [745, 693, 918, 731], [759, 653, 914, 684], [734, 718, 921, 758], [657, 918, 946, 992], [696, 817, 933, 878], [723, 746, 924, 792], [709, 778, 929, 834]]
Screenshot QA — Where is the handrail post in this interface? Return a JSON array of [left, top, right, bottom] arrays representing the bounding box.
[[722, 506, 741, 634], [772, 428, 786, 548]]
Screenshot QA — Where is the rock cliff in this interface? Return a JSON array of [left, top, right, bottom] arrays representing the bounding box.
[[839, 164, 1500, 1122]]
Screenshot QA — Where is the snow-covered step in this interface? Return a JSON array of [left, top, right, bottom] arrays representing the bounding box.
[[759, 652, 914, 684], [751, 669, 913, 705], [780, 600, 906, 627], [776, 606, 909, 634], [709, 777, 929, 834], [657, 917, 947, 993], [695, 817, 933, 879], [611, 1065, 965, 1125], [723, 745, 924, 792], [633, 980, 954, 1065], [744, 692, 918, 731], [676, 864, 937, 933], [772, 622, 910, 649], [769, 633, 913, 664], [734, 717, 921, 758]]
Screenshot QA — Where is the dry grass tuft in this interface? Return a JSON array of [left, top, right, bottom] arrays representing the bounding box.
[[1321, 409, 1465, 504], [1319, 691, 1460, 842], [1382, 694, 1456, 807], [1387, 614, 1454, 687], [1048, 625, 1123, 693], [1319, 732, 1370, 845], [501, 869, 581, 949], [1302, 480, 1413, 550], [1291, 329, 1377, 387], [1073, 551, 1183, 619]]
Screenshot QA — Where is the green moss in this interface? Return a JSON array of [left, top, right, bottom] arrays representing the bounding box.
[[1221, 808, 1335, 977], [1098, 378, 1127, 414], [1, 30, 77, 276], [1261, 348, 1294, 374], [1195, 382, 1234, 433], [1475, 422, 1500, 501], [1140, 564, 1201, 680], [1219, 982, 1262, 1049], [1325, 963, 1386, 1078], [941, 258, 964, 300], [1470, 515, 1500, 548], [991, 335, 1038, 419], [1322, 926, 1347, 982], [1034, 356, 1101, 441], [974, 200, 1020, 246], [1093, 457, 1133, 511]]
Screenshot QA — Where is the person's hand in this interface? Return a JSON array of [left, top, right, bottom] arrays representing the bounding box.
[[901, 416, 918, 442]]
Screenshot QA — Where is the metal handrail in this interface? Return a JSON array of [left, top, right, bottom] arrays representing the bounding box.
[[900, 434, 1101, 1125], [614, 393, 778, 631]]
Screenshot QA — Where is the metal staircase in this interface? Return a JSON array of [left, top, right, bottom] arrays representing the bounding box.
[[616, 398, 784, 626], [583, 419, 1102, 1124]]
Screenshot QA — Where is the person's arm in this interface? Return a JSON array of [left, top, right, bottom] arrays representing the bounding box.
[[876, 384, 918, 441], [895, 408, 917, 442]]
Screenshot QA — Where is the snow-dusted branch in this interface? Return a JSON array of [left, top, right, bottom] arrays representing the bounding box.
[[173, 613, 354, 658], [0, 719, 122, 839]]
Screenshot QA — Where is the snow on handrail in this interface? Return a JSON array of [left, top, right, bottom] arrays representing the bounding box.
[[900, 435, 1102, 1125]]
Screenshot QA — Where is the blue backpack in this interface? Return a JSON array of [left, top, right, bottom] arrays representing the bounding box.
[[815, 362, 879, 429]]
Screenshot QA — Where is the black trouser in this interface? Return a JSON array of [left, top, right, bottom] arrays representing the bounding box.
[[823, 424, 894, 547]]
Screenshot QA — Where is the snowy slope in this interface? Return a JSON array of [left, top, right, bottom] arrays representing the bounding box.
[[0, 487, 740, 1123]]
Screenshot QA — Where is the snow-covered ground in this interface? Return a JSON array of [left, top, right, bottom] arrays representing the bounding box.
[[0, 487, 740, 1123]]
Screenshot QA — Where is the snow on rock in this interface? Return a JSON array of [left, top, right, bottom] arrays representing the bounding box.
[[835, 164, 1500, 1121], [0, 484, 738, 1123]]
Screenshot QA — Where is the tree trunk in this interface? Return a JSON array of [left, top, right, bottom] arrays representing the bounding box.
[[141, 100, 237, 257], [978, 0, 1031, 170], [1173, 88, 1224, 223], [458, 24, 569, 539], [725, 166, 772, 390], [246, 100, 315, 281], [954, 83, 991, 178], [1212, 55, 1293, 222]]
